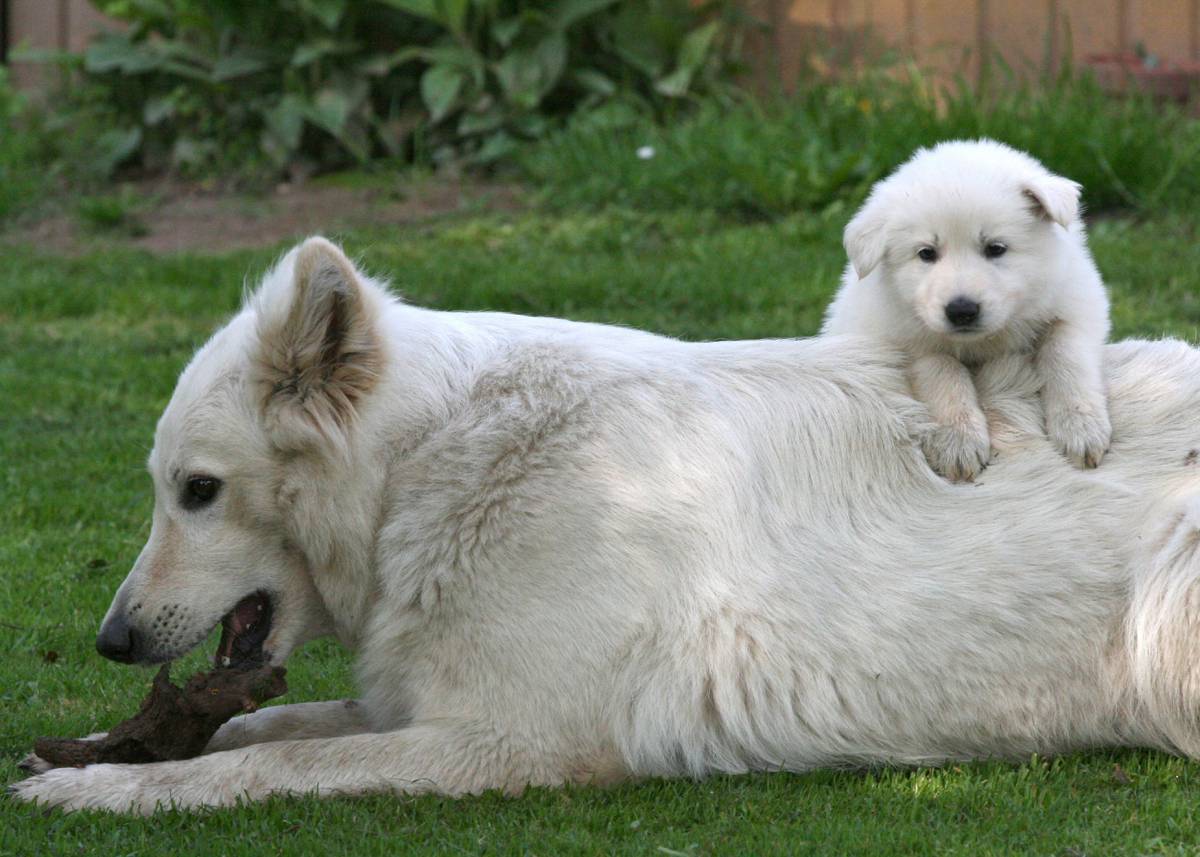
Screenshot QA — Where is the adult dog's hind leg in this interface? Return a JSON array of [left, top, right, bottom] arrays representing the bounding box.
[[11, 719, 578, 813], [1127, 492, 1200, 756]]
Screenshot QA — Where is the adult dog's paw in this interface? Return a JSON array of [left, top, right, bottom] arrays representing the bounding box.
[[8, 755, 240, 814], [16, 754, 53, 776], [1045, 397, 1111, 469], [921, 415, 992, 483], [9, 764, 148, 814]]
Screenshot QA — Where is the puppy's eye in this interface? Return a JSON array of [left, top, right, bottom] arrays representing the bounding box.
[[984, 242, 1008, 259], [183, 476, 221, 509], [917, 247, 938, 263]]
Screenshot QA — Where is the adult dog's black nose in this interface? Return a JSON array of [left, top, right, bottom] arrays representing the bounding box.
[[944, 296, 981, 328], [95, 615, 138, 663]]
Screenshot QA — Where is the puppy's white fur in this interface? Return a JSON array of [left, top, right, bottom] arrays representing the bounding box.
[[14, 239, 1200, 814], [823, 139, 1112, 481]]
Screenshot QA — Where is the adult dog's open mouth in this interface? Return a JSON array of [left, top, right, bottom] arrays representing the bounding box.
[[214, 591, 273, 668]]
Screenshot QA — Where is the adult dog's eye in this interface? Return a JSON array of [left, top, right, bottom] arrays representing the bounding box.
[[183, 476, 221, 509], [917, 247, 938, 263], [984, 241, 1008, 259]]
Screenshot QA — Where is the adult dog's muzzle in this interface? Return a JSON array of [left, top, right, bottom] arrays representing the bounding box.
[[95, 613, 140, 663]]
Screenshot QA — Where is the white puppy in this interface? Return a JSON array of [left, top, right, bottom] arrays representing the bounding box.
[[822, 139, 1112, 481]]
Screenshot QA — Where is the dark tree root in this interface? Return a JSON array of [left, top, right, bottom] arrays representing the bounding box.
[[34, 664, 287, 767]]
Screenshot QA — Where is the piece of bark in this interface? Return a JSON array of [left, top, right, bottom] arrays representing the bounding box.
[[34, 664, 286, 766]]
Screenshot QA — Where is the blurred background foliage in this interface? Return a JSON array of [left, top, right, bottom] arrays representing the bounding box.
[[2, 0, 1199, 227], [26, 0, 748, 180]]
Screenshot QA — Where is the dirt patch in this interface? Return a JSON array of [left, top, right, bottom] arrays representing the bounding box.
[[7, 175, 525, 256]]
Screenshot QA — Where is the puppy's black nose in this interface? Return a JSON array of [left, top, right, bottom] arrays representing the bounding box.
[[95, 615, 138, 663], [944, 297, 981, 328]]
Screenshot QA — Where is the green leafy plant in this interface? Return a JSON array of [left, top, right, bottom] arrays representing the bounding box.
[[73, 0, 429, 176], [48, 0, 744, 179], [383, 0, 743, 162]]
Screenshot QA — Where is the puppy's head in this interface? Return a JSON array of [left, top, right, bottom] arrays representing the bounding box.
[[844, 139, 1081, 341], [95, 237, 385, 668]]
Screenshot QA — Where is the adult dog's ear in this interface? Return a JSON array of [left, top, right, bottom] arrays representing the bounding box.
[[843, 200, 888, 280], [253, 237, 382, 451], [1023, 174, 1081, 228]]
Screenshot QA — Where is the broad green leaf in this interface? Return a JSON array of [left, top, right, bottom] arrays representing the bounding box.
[[420, 64, 466, 122], [549, 0, 618, 31], [457, 107, 505, 136], [435, 0, 471, 34], [155, 58, 214, 83], [495, 30, 567, 110], [374, 0, 439, 24], [572, 68, 616, 97], [655, 21, 720, 97], [308, 87, 355, 134], [607, 0, 688, 79], [298, 0, 347, 30], [676, 21, 720, 75], [491, 16, 524, 48], [510, 111, 550, 139], [142, 94, 177, 126], [84, 34, 161, 74], [211, 52, 270, 82], [264, 94, 307, 151], [469, 130, 518, 164], [171, 136, 216, 168], [91, 127, 142, 177], [394, 43, 486, 87], [292, 39, 359, 68]]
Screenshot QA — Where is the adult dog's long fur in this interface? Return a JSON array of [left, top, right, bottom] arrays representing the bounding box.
[[13, 237, 1200, 812]]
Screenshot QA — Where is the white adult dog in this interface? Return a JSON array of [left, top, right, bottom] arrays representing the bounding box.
[[13, 237, 1200, 814], [823, 140, 1111, 481]]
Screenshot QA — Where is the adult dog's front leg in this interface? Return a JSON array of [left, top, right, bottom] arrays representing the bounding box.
[[204, 699, 372, 753], [16, 700, 371, 775], [1037, 319, 1111, 469], [11, 721, 564, 813], [910, 354, 991, 482]]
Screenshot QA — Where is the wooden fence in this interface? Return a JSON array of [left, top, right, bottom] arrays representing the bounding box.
[[2, 0, 113, 88], [747, 1, 1199, 89]]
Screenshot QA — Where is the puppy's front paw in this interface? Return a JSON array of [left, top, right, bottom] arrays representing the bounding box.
[[921, 415, 991, 483], [1045, 398, 1111, 469]]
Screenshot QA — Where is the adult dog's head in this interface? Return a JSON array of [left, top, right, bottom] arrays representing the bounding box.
[[95, 237, 387, 668], [843, 139, 1082, 343]]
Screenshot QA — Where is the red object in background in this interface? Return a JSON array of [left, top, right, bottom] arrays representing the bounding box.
[[1085, 52, 1200, 103]]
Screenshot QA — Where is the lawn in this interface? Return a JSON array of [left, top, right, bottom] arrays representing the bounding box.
[[4, 202, 1200, 855]]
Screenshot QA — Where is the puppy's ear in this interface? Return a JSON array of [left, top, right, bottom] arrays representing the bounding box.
[[1023, 175, 1081, 228], [252, 237, 382, 451], [843, 202, 888, 280]]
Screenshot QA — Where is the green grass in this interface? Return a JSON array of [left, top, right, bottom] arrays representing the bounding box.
[[4, 205, 1200, 854], [0, 70, 48, 222], [74, 187, 151, 237], [522, 71, 1200, 219]]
